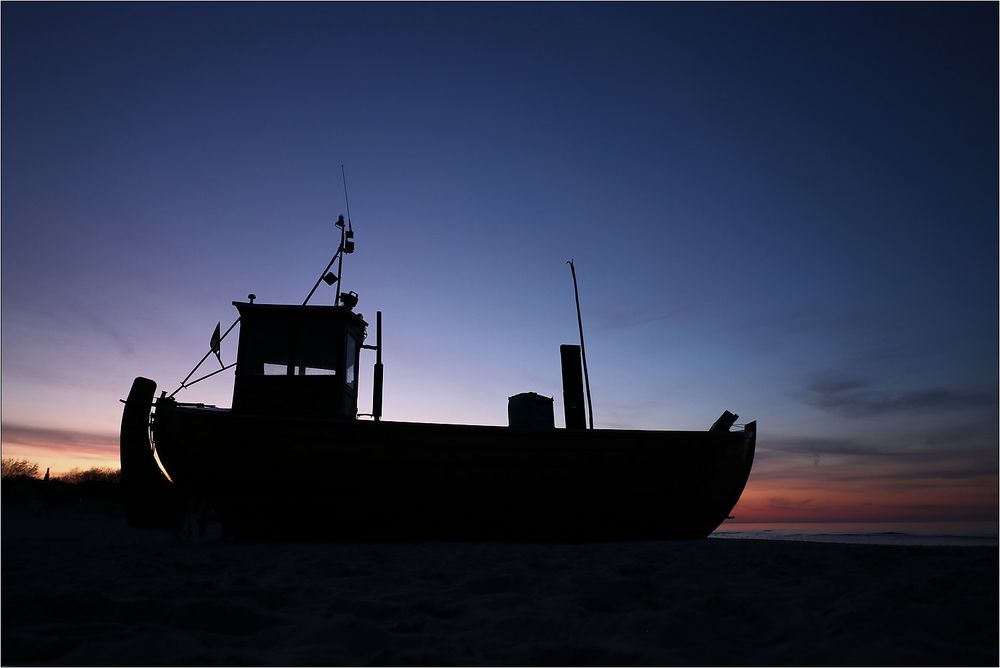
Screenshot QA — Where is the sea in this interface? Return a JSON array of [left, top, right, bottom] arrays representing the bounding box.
[[711, 521, 998, 547]]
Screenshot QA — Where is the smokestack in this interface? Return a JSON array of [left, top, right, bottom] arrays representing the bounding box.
[[372, 311, 383, 422], [560, 344, 586, 429]]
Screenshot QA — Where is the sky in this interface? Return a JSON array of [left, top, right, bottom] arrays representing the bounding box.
[[2, 2, 997, 526]]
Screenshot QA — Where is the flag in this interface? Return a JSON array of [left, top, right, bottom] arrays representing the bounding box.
[[210, 322, 224, 368]]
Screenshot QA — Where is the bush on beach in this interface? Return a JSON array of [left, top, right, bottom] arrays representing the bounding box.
[[2, 459, 122, 512], [1, 458, 40, 480], [61, 466, 120, 485]]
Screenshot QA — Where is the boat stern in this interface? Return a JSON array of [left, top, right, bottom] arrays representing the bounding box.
[[120, 377, 183, 529]]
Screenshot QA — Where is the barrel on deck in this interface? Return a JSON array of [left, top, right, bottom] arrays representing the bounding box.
[[507, 392, 554, 429]]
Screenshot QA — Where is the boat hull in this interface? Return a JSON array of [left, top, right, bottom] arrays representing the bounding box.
[[129, 378, 755, 540]]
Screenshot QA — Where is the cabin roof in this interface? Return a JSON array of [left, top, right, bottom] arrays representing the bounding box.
[[232, 301, 367, 326]]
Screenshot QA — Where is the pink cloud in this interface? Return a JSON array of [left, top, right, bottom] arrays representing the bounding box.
[[1, 422, 119, 458]]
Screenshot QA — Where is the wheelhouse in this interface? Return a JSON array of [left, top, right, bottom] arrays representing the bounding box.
[[231, 301, 366, 419]]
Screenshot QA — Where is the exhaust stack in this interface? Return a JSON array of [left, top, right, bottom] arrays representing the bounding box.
[[372, 311, 383, 422], [560, 344, 586, 429]]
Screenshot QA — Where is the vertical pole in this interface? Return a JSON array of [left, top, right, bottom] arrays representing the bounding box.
[[372, 311, 383, 422], [568, 260, 594, 429], [338, 164, 352, 308], [334, 224, 345, 306]]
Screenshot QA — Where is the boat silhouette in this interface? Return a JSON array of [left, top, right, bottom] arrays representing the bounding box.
[[120, 213, 755, 540]]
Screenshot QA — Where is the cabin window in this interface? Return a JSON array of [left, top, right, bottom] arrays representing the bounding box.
[[239, 316, 343, 378], [263, 362, 289, 376], [296, 325, 340, 377], [345, 333, 358, 388], [239, 322, 294, 376], [298, 365, 336, 376]]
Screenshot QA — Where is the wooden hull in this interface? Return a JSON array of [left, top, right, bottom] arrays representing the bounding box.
[[125, 377, 756, 540]]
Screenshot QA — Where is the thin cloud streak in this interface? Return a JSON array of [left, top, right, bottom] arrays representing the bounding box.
[[1, 423, 119, 458], [798, 374, 996, 417], [751, 431, 998, 489]]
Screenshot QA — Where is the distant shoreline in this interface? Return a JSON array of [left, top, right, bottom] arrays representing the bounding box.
[[713, 520, 998, 547]]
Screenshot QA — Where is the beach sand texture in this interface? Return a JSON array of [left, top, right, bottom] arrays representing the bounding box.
[[2, 506, 996, 666]]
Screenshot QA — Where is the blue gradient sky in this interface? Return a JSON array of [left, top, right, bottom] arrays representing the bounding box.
[[2, 3, 997, 523]]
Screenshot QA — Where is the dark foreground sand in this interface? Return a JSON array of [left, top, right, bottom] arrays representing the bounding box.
[[2, 505, 997, 666]]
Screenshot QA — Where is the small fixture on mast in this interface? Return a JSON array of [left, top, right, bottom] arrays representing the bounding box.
[[340, 290, 359, 310], [344, 223, 355, 254]]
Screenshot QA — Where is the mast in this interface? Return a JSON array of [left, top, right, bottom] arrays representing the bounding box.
[[337, 165, 354, 306], [334, 217, 346, 305], [303, 166, 355, 307], [302, 224, 343, 307]]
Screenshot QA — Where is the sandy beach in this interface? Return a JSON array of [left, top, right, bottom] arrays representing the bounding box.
[[2, 504, 996, 666]]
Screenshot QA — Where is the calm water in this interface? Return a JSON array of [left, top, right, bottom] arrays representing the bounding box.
[[711, 521, 998, 546]]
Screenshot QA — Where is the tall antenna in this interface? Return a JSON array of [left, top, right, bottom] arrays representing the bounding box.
[[568, 259, 594, 429], [341, 164, 353, 228]]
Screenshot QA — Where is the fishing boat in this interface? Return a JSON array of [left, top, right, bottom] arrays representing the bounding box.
[[120, 213, 756, 540]]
